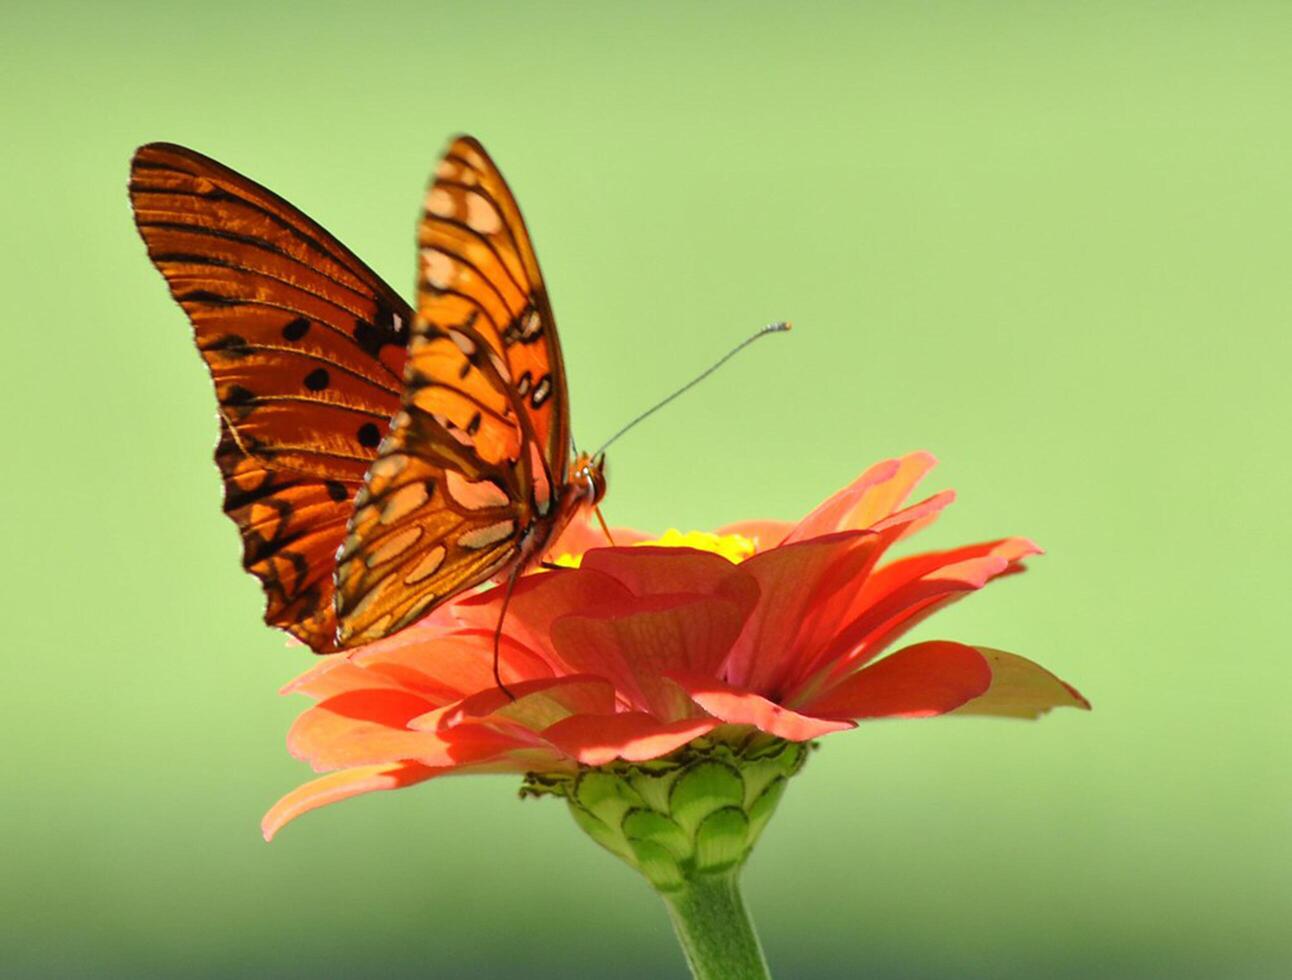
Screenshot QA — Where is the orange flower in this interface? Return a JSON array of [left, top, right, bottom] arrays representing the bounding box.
[[263, 451, 1088, 841]]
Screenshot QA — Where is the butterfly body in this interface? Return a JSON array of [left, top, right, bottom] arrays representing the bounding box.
[[131, 136, 601, 652]]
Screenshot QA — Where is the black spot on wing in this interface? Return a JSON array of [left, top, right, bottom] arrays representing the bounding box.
[[179, 289, 242, 307], [224, 385, 255, 407], [282, 317, 311, 341], [353, 320, 392, 358], [206, 334, 252, 357], [352, 298, 407, 359]]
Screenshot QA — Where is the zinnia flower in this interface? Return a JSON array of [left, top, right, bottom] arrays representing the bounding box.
[[264, 451, 1087, 978]]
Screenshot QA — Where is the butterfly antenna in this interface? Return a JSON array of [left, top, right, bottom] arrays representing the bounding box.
[[593, 321, 791, 456], [492, 565, 522, 702]]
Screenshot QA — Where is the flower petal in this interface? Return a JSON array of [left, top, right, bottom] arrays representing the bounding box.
[[580, 546, 760, 607], [541, 713, 719, 766], [425, 675, 619, 731], [724, 531, 883, 695], [350, 630, 556, 704], [261, 762, 441, 841], [801, 641, 992, 720], [952, 647, 1091, 718], [794, 539, 1041, 695], [870, 489, 956, 543], [667, 671, 854, 740], [858, 538, 1041, 611], [288, 689, 436, 766], [551, 595, 751, 717], [786, 452, 937, 542], [446, 566, 637, 667], [714, 519, 795, 551], [287, 689, 523, 771], [280, 655, 400, 700]]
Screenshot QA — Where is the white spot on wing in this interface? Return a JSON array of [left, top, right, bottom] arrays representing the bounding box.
[[426, 186, 455, 217], [368, 454, 409, 481], [380, 481, 429, 524], [465, 192, 502, 234], [449, 329, 477, 356], [404, 545, 447, 585], [366, 526, 424, 567], [529, 440, 551, 516], [531, 375, 552, 407], [445, 471, 511, 509], [421, 248, 456, 289], [458, 520, 517, 550]]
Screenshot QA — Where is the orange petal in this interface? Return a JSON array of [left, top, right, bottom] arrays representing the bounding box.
[[714, 519, 795, 551], [428, 674, 619, 730], [551, 594, 751, 718], [261, 762, 441, 841], [352, 630, 556, 702], [786, 452, 937, 542], [450, 566, 638, 665], [952, 647, 1091, 718], [541, 713, 718, 766], [667, 671, 854, 740], [280, 655, 395, 700], [869, 489, 956, 544], [287, 688, 523, 770], [581, 546, 758, 608], [798, 539, 1042, 692], [858, 538, 1041, 610], [802, 641, 992, 720], [725, 531, 883, 695]]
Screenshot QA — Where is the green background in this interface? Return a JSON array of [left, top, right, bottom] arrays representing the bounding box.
[[3, 2, 1288, 976]]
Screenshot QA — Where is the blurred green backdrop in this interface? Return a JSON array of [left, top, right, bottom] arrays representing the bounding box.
[[2, 1, 1288, 977]]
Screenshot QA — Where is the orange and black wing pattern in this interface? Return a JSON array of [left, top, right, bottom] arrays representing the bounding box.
[[129, 143, 412, 651], [334, 136, 571, 645]]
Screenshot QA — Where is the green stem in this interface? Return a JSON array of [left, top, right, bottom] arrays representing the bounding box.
[[658, 872, 771, 980]]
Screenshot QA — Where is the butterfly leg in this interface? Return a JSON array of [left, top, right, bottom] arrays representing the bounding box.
[[493, 564, 522, 702], [593, 506, 617, 546]]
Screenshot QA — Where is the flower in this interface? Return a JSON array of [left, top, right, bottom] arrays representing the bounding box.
[[263, 451, 1088, 843]]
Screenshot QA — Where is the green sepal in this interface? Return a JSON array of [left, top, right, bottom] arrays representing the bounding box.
[[521, 731, 812, 891]]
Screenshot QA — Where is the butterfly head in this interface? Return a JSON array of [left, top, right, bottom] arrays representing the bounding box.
[[570, 451, 608, 507]]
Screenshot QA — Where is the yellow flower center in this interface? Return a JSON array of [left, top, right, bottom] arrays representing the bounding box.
[[552, 530, 757, 569], [639, 529, 757, 564]]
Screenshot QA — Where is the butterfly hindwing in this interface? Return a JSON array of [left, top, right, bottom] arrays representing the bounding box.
[[334, 137, 572, 646], [130, 143, 413, 651]]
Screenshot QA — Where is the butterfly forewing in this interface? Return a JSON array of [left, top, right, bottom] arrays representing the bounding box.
[[334, 136, 572, 646], [130, 143, 413, 651]]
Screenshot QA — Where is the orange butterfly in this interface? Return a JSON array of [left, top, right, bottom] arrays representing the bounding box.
[[130, 136, 606, 654]]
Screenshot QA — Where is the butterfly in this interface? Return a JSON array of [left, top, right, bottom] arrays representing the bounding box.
[[130, 136, 606, 654]]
